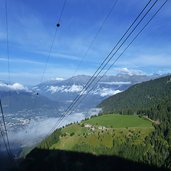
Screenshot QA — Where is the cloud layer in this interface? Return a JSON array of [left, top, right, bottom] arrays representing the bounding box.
[[5, 108, 101, 148]]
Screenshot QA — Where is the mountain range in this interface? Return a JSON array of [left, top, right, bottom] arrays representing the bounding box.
[[33, 73, 159, 109], [0, 74, 161, 134], [0, 74, 160, 113]]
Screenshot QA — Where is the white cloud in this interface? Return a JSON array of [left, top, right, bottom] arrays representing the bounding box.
[[48, 84, 122, 97], [48, 84, 83, 94], [54, 77, 64, 81], [115, 67, 146, 76], [10, 83, 26, 90], [67, 85, 83, 93], [48, 86, 63, 93], [93, 88, 121, 97], [0, 82, 30, 92], [49, 77, 65, 81], [99, 81, 131, 85]]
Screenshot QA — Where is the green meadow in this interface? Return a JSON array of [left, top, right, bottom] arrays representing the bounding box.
[[48, 114, 153, 155]]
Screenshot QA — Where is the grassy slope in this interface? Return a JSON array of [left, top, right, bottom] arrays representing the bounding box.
[[48, 114, 153, 154]]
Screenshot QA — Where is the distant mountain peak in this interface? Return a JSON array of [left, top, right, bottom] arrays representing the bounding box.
[[31, 74, 162, 110]]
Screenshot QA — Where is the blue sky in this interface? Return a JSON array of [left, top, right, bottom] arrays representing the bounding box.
[[0, 0, 171, 85]]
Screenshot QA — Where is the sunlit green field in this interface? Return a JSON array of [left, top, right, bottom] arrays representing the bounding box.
[[82, 114, 153, 128], [50, 114, 153, 154]]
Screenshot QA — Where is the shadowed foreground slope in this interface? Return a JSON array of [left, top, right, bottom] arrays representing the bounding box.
[[12, 148, 169, 171]]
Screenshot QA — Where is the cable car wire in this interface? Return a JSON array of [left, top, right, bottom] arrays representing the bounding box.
[[47, 0, 160, 134], [4, 0, 12, 157], [0, 122, 10, 157], [63, 0, 157, 115], [58, 0, 68, 24], [47, 0, 155, 134], [64, 0, 168, 121], [0, 99, 12, 157], [53, 0, 167, 131], [5, 0, 11, 84], [73, 0, 119, 76], [60, 0, 154, 116], [40, 29, 58, 83], [40, 0, 68, 83]]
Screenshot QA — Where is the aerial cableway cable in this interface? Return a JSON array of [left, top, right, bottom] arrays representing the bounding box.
[[57, 0, 68, 26], [72, 0, 159, 98], [0, 121, 10, 157], [4, 0, 13, 158], [39, 0, 119, 139], [73, 0, 119, 76], [40, 0, 68, 83], [5, 0, 11, 83], [0, 100, 12, 158], [22, 0, 68, 140], [47, 0, 156, 133], [33, 0, 68, 119], [40, 29, 58, 83], [47, 0, 161, 133], [60, 0, 154, 116], [67, 0, 168, 121], [15, 0, 68, 137], [33, 0, 68, 115], [63, 0, 169, 120], [66, 0, 120, 117], [91, 0, 169, 93]]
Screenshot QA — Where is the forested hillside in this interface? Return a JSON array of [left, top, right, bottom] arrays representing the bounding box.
[[99, 75, 171, 121], [98, 75, 171, 169]]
